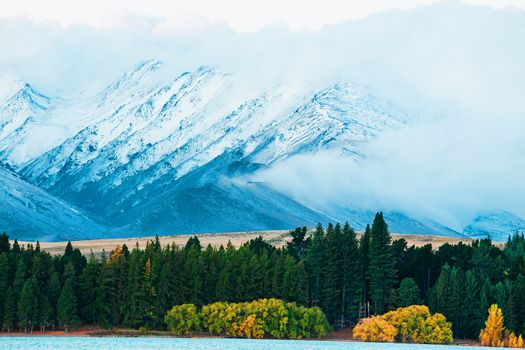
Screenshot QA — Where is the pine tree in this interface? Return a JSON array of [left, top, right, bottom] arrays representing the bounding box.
[[511, 274, 525, 334], [57, 279, 79, 332], [359, 224, 371, 317], [0, 232, 9, 253], [47, 272, 61, 329], [479, 278, 493, 332], [287, 227, 309, 259], [397, 277, 421, 307], [78, 253, 100, 323], [38, 295, 53, 332], [305, 223, 325, 307], [17, 279, 35, 333], [153, 252, 177, 328], [503, 280, 518, 332], [0, 252, 9, 322], [13, 256, 28, 301], [341, 222, 361, 324], [95, 257, 116, 328], [321, 223, 341, 323], [434, 264, 451, 314], [368, 212, 397, 314], [446, 267, 464, 337], [123, 247, 146, 328], [463, 270, 481, 338], [281, 256, 307, 305], [2, 287, 16, 332]]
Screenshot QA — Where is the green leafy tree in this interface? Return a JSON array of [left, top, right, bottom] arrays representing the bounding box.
[[164, 304, 201, 335]]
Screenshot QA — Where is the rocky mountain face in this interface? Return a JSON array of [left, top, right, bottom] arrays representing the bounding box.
[[0, 60, 521, 241]]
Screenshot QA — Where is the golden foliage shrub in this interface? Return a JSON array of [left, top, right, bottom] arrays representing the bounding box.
[[166, 298, 331, 339], [353, 316, 398, 342], [384, 305, 453, 344], [354, 305, 453, 344]]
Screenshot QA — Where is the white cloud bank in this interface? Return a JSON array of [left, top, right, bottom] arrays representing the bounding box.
[[0, 1, 524, 229]]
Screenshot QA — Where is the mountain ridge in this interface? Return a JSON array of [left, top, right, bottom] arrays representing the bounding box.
[[0, 60, 522, 241]]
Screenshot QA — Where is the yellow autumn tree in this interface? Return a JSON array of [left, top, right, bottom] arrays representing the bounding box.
[[480, 304, 505, 347], [237, 314, 264, 339], [383, 305, 453, 344], [507, 332, 518, 348], [353, 315, 398, 342]]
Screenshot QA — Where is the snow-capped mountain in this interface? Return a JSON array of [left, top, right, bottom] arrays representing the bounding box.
[[0, 59, 515, 241], [463, 211, 525, 242], [0, 163, 108, 241]]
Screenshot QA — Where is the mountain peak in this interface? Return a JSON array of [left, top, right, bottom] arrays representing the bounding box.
[[6, 82, 51, 111], [131, 59, 162, 76]]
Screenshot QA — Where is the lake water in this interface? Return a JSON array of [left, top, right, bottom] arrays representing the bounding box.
[[0, 337, 493, 350]]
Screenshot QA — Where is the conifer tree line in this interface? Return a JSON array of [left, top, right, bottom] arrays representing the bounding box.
[[0, 212, 524, 339]]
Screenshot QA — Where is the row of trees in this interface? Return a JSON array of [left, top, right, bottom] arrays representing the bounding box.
[[1, 212, 525, 340], [427, 238, 525, 339], [164, 298, 331, 339]]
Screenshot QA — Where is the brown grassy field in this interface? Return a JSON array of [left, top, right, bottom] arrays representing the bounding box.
[[16, 230, 483, 256]]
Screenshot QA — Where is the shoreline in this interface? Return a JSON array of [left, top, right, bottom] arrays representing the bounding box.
[[0, 327, 481, 346]]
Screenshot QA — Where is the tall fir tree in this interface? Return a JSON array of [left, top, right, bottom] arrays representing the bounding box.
[[305, 223, 325, 307], [0, 252, 9, 321], [449, 267, 466, 337], [57, 279, 79, 332], [479, 277, 493, 331], [340, 222, 361, 324], [123, 247, 146, 328], [321, 223, 341, 323], [0, 232, 9, 253], [2, 287, 16, 332], [397, 277, 421, 307], [463, 270, 481, 338], [368, 212, 397, 314], [359, 224, 371, 317], [511, 274, 525, 334], [17, 279, 35, 333]]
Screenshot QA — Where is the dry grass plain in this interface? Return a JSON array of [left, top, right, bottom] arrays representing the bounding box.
[[17, 230, 485, 256]]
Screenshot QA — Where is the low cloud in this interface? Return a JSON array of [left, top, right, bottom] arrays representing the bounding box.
[[253, 112, 525, 230], [0, 2, 524, 228]]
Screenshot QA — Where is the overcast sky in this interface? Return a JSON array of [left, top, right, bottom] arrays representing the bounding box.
[[1, 0, 525, 31], [1, 0, 524, 230]]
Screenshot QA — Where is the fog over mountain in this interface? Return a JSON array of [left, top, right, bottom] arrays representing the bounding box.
[[0, 1, 524, 240]]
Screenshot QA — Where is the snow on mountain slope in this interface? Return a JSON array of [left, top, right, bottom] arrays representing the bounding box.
[[0, 83, 64, 164], [0, 164, 109, 241], [0, 60, 467, 240], [245, 83, 408, 164], [463, 211, 525, 241]]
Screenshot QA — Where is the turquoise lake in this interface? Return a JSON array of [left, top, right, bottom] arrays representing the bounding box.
[[0, 337, 495, 350]]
